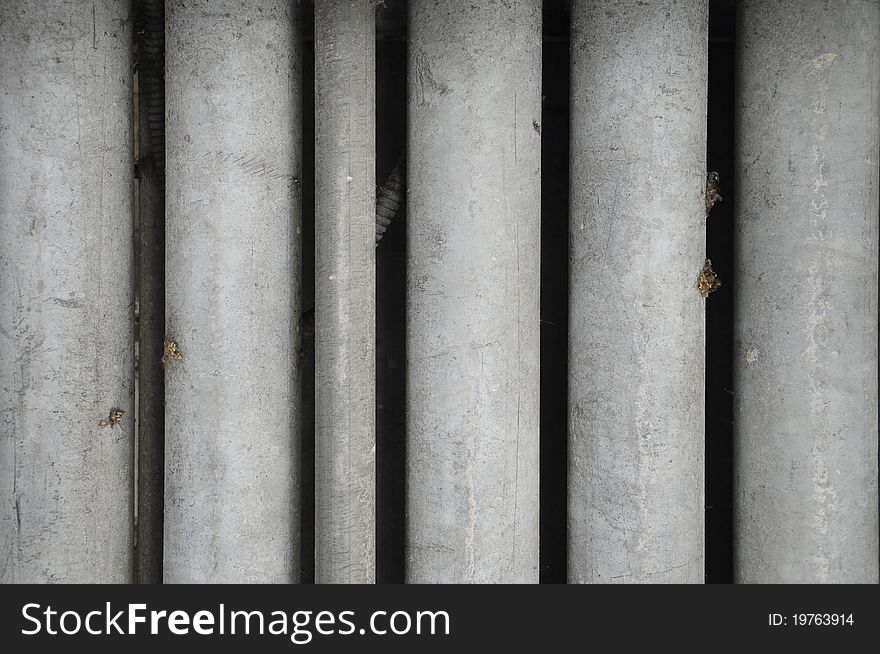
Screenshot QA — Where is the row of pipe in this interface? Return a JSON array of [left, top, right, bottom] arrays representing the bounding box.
[[0, 0, 877, 583]]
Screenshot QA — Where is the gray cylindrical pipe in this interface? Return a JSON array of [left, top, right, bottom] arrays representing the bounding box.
[[164, 0, 301, 583], [734, 0, 879, 583], [314, 0, 376, 584], [406, 1, 541, 583], [568, 0, 708, 583], [0, 0, 134, 582]]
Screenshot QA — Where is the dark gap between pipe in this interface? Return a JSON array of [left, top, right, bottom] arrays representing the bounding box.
[[134, 0, 166, 585], [300, 28, 317, 584], [706, 0, 736, 584], [539, 0, 570, 584], [376, 0, 407, 584]]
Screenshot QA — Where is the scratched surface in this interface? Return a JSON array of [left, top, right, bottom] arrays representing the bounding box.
[[0, 0, 135, 582], [734, 0, 880, 584], [567, 0, 708, 584], [163, 0, 301, 583], [406, 0, 542, 583], [313, 0, 376, 584]]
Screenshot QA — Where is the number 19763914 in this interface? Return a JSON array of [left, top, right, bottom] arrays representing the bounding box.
[[769, 613, 854, 627]]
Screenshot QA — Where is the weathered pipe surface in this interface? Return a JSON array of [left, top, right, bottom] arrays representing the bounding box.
[[734, 0, 879, 583], [0, 0, 134, 582], [164, 0, 302, 583], [568, 0, 708, 583], [406, 1, 542, 583], [314, 0, 376, 584]]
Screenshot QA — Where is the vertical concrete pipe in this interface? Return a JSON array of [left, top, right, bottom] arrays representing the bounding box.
[[406, 1, 542, 583], [314, 0, 376, 584], [568, 0, 708, 583], [163, 0, 302, 583], [0, 0, 135, 582], [734, 0, 880, 583]]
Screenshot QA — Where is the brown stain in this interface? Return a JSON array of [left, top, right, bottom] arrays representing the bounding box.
[[697, 259, 721, 299], [705, 171, 722, 216], [162, 337, 185, 368], [98, 408, 125, 428]]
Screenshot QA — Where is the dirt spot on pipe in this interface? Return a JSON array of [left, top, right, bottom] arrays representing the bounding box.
[[162, 337, 185, 368], [415, 51, 452, 106], [532, 120, 542, 134], [812, 53, 837, 70], [745, 348, 760, 363], [705, 171, 722, 216], [697, 259, 721, 299], [98, 408, 125, 428], [50, 296, 83, 309]]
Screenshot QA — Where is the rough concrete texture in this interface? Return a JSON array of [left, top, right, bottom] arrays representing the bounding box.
[[164, 0, 301, 583], [568, 0, 708, 583], [734, 0, 879, 583], [0, 0, 134, 582], [406, 1, 542, 583], [314, 0, 376, 584]]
